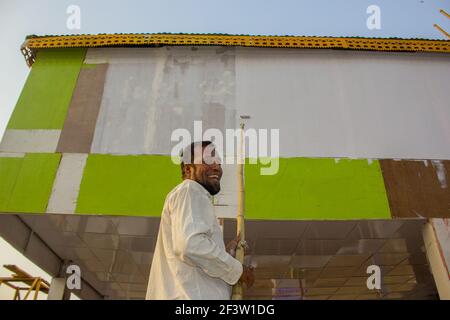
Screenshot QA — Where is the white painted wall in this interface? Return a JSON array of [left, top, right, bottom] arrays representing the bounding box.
[[87, 47, 450, 160], [236, 48, 450, 159]]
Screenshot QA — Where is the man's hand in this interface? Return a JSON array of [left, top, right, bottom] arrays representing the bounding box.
[[226, 233, 250, 257], [226, 233, 240, 257], [239, 265, 255, 288]]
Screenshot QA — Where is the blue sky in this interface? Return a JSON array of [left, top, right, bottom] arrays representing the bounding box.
[[0, 0, 449, 136]]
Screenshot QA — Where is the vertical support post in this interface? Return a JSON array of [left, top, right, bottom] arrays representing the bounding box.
[[423, 219, 450, 300], [47, 278, 69, 300]]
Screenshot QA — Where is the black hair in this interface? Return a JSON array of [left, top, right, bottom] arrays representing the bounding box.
[[180, 141, 213, 179]]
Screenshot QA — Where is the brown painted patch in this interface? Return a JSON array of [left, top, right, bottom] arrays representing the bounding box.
[[56, 64, 108, 153], [380, 160, 450, 218]]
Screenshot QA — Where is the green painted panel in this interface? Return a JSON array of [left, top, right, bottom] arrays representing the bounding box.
[[7, 48, 86, 129], [245, 158, 391, 220], [76, 155, 180, 216], [0, 153, 61, 213], [0, 157, 23, 211]]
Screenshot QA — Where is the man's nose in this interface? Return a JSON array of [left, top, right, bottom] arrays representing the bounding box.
[[211, 162, 221, 169], [211, 162, 222, 173]]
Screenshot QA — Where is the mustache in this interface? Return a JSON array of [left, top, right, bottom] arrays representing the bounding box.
[[207, 171, 222, 178]]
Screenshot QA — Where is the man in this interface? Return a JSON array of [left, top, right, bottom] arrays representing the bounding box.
[[146, 141, 254, 300]]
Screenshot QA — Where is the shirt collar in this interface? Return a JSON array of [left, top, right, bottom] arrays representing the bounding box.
[[185, 179, 213, 201]]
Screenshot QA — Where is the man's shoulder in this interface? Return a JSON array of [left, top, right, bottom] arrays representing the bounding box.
[[166, 180, 210, 202]]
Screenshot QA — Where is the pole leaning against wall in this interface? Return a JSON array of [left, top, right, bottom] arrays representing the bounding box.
[[232, 121, 246, 300]]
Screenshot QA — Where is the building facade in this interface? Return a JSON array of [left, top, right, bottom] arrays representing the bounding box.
[[0, 34, 449, 299]]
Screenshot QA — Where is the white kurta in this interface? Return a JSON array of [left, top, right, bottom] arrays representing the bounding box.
[[146, 179, 243, 300]]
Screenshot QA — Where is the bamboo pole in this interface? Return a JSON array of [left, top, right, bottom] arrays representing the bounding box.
[[33, 279, 42, 300], [434, 9, 450, 39], [23, 278, 38, 300], [434, 24, 450, 39], [232, 122, 246, 300]]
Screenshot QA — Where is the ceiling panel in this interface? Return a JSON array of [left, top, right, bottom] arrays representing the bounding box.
[[332, 294, 359, 300], [370, 253, 410, 266], [254, 238, 300, 255], [38, 230, 86, 248], [118, 236, 154, 252], [393, 220, 426, 240], [356, 293, 380, 300], [250, 255, 292, 268], [82, 259, 107, 272], [343, 277, 369, 287], [336, 239, 386, 255], [314, 278, 348, 287], [382, 275, 415, 285], [272, 279, 301, 288], [346, 220, 404, 240], [80, 233, 120, 250], [303, 295, 330, 300], [290, 255, 332, 269], [3, 214, 437, 300], [296, 239, 346, 255], [320, 266, 358, 278], [303, 221, 357, 240], [378, 238, 410, 253], [21, 214, 75, 232], [74, 216, 118, 234], [113, 217, 160, 236], [52, 245, 97, 261], [305, 287, 338, 296], [335, 286, 371, 295], [325, 254, 371, 267], [253, 267, 290, 279]]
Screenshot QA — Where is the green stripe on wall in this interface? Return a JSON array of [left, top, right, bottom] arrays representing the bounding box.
[[75, 156, 390, 220], [0, 153, 61, 213], [245, 158, 391, 220], [7, 48, 86, 129], [76, 154, 180, 216]]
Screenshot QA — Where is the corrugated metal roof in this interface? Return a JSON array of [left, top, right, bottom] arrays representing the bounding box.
[[21, 33, 450, 67]]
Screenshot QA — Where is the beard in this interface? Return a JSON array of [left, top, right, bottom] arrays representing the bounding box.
[[191, 165, 222, 196], [201, 180, 221, 196]]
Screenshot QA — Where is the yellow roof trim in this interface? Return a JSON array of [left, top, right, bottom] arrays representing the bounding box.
[[21, 33, 450, 66]]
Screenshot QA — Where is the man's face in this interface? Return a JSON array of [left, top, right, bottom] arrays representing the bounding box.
[[188, 146, 223, 196]]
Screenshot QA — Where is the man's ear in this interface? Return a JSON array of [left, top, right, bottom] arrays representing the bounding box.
[[183, 164, 193, 179]]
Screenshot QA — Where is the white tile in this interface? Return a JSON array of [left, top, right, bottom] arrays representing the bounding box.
[[0, 129, 61, 153], [47, 153, 88, 214]]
